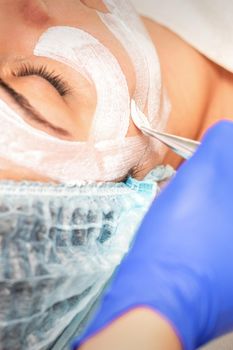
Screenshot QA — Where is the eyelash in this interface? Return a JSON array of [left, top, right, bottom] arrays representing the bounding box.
[[12, 64, 71, 97], [122, 165, 142, 182]]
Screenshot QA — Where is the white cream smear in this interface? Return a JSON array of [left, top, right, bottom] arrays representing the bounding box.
[[0, 0, 170, 183]]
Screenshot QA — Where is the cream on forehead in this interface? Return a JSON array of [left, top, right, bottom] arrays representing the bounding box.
[[34, 26, 130, 142]]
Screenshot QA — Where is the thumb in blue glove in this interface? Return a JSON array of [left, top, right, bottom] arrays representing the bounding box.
[[73, 120, 233, 350]]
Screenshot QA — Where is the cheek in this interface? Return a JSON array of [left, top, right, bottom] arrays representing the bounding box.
[[8, 76, 78, 136]]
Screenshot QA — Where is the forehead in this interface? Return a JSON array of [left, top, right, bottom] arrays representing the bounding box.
[[0, 1, 103, 54]]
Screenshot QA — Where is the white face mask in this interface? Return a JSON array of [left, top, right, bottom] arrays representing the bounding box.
[[0, 0, 170, 183]]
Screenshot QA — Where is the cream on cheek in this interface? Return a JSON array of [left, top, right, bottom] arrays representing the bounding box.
[[11, 77, 73, 126], [8, 73, 95, 141]]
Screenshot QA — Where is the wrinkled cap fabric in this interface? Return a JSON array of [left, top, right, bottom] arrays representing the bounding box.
[[0, 166, 174, 350]]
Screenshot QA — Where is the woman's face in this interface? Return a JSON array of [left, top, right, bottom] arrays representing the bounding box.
[[0, 0, 162, 182]]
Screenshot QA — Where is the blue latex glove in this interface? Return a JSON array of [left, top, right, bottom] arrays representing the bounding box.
[[73, 121, 233, 350]]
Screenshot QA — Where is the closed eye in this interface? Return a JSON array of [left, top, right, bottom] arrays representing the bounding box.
[[12, 63, 72, 97]]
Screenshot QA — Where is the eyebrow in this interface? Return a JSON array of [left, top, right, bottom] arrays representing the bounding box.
[[0, 78, 72, 138]]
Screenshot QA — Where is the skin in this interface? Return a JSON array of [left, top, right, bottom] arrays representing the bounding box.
[[1, 1, 233, 348], [1, 0, 232, 181], [80, 309, 182, 350]]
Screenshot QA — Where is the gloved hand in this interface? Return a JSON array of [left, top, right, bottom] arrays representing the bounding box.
[[73, 121, 233, 350]]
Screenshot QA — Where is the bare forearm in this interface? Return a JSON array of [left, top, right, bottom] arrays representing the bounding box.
[[79, 308, 182, 350]]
